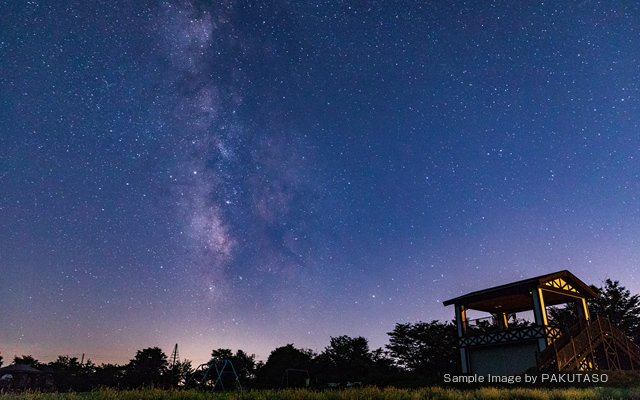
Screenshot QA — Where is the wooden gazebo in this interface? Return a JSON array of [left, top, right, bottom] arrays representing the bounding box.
[[443, 270, 598, 375]]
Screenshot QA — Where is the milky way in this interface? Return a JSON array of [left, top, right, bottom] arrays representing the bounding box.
[[154, 1, 328, 309]]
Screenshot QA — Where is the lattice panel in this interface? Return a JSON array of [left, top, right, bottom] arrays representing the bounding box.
[[459, 326, 562, 347], [545, 278, 578, 292], [578, 355, 597, 371]]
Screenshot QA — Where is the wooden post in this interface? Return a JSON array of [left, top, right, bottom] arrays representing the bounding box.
[[532, 288, 549, 351], [586, 319, 594, 371], [625, 334, 634, 371], [575, 298, 590, 322], [454, 304, 469, 373], [498, 312, 508, 330], [455, 304, 467, 337]]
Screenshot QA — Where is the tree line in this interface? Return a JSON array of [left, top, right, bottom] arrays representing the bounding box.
[[2, 278, 638, 391]]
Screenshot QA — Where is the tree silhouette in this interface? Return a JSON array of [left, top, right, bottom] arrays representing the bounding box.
[[127, 347, 168, 387], [208, 348, 255, 386], [256, 344, 315, 386], [386, 320, 458, 376], [94, 363, 126, 387], [547, 302, 581, 331], [47, 355, 83, 391], [12, 355, 40, 368], [590, 279, 640, 343], [209, 349, 233, 362], [168, 359, 193, 387], [318, 335, 373, 383]]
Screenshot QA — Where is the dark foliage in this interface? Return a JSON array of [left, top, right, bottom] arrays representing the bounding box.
[[315, 335, 377, 384], [168, 359, 193, 387], [94, 363, 126, 387], [255, 344, 315, 387], [126, 347, 168, 388], [46, 355, 96, 391], [590, 279, 640, 343], [207, 348, 255, 388], [386, 320, 458, 376], [547, 302, 582, 331], [12, 355, 41, 368]]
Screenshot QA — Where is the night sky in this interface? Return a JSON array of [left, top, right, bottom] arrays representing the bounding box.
[[2, 0, 640, 366]]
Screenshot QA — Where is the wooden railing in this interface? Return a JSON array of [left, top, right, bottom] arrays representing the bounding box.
[[537, 315, 640, 371], [610, 320, 640, 366], [459, 325, 562, 347], [463, 312, 537, 336]]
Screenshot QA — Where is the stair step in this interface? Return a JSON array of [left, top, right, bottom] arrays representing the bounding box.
[[538, 315, 640, 372]]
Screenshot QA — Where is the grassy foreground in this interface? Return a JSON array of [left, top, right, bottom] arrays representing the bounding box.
[[4, 387, 640, 400]]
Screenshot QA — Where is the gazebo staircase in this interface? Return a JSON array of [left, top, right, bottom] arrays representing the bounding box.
[[537, 315, 640, 371]]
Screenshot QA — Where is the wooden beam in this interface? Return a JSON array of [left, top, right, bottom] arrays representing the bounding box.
[[581, 297, 591, 322], [539, 285, 587, 300], [532, 288, 549, 351], [455, 304, 467, 337]]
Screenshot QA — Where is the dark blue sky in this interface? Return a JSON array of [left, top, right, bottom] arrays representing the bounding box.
[[2, 0, 639, 366]]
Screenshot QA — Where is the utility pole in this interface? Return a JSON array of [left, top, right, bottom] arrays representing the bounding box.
[[170, 344, 179, 386]]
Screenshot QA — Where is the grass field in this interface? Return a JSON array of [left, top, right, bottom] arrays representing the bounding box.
[[3, 386, 640, 400]]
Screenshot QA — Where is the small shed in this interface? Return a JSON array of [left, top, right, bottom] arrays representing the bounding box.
[[443, 270, 597, 375], [0, 364, 44, 391]]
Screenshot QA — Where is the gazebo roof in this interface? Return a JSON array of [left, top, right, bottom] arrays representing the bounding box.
[[0, 364, 42, 374], [443, 270, 598, 314]]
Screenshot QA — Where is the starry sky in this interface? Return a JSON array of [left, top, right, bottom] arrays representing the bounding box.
[[2, 0, 639, 366]]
